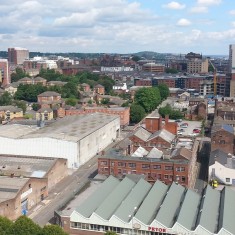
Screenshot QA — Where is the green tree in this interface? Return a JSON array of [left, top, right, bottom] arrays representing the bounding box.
[[65, 98, 77, 106], [0, 216, 14, 235], [159, 104, 172, 117], [32, 103, 40, 111], [158, 84, 170, 100], [40, 224, 68, 235], [165, 68, 178, 74], [0, 92, 13, 106], [131, 55, 141, 62], [134, 87, 161, 113], [62, 82, 79, 98], [101, 98, 110, 105], [130, 104, 146, 123], [13, 100, 27, 113], [12, 216, 41, 235], [11, 68, 29, 83]]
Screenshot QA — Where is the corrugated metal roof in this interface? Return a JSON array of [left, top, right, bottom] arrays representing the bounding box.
[[95, 177, 136, 220], [132, 147, 149, 158], [147, 147, 163, 159], [197, 186, 221, 233], [155, 182, 185, 227], [218, 187, 235, 234], [133, 127, 152, 142], [148, 129, 175, 143], [114, 178, 151, 222], [76, 176, 120, 217], [135, 181, 168, 225], [176, 189, 201, 230]]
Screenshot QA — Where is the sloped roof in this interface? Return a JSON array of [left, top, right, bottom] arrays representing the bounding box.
[[171, 147, 192, 160], [155, 182, 186, 227], [147, 147, 163, 159], [34, 76, 46, 81], [148, 129, 175, 143], [132, 146, 149, 158], [132, 127, 152, 142], [38, 91, 61, 97], [209, 149, 229, 166], [0, 105, 22, 112], [211, 124, 234, 135], [76, 176, 120, 217]]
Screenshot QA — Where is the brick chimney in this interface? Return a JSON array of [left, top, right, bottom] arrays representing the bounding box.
[[145, 117, 160, 133]]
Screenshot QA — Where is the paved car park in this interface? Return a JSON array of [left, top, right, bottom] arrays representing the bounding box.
[[176, 120, 202, 137]]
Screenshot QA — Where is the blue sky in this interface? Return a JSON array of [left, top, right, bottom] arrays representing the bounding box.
[[0, 0, 234, 54]]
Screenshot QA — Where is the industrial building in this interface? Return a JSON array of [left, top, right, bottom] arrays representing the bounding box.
[[0, 113, 120, 168], [56, 175, 235, 235]]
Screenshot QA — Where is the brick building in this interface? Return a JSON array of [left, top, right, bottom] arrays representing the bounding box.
[[0, 59, 10, 85], [98, 144, 195, 187], [94, 84, 105, 95], [60, 106, 130, 127], [37, 91, 64, 109], [211, 124, 234, 154], [8, 47, 29, 65]]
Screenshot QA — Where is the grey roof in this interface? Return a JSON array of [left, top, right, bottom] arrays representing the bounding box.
[[209, 149, 229, 166], [23, 113, 119, 142], [37, 107, 53, 113], [76, 176, 120, 217], [197, 186, 221, 233], [34, 76, 46, 81], [38, 91, 61, 97], [147, 147, 163, 159], [114, 178, 151, 222], [135, 181, 168, 224], [211, 124, 234, 135], [155, 182, 185, 227], [0, 176, 29, 203], [0, 155, 58, 178], [148, 129, 175, 143], [133, 127, 151, 141], [0, 105, 22, 112], [218, 187, 235, 234], [176, 189, 201, 230], [95, 177, 136, 220], [132, 146, 149, 158]]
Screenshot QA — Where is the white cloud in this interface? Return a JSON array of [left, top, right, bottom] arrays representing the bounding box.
[[176, 18, 192, 26], [163, 1, 185, 10], [196, 0, 222, 6], [229, 10, 235, 15], [232, 22, 235, 27], [190, 6, 208, 13]]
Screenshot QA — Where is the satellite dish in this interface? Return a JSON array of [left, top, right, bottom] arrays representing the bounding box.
[[133, 223, 141, 230]]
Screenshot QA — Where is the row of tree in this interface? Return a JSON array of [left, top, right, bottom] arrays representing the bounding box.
[[130, 84, 170, 123], [0, 216, 68, 235], [159, 104, 183, 119]]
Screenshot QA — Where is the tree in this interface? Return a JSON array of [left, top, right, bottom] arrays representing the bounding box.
[[101, 98, 110, 105], [11, 68, 29, 83], [134, 87, 161, 113], [13, 100, 27, 113], [165, 68, 178, 74], [65, 98, 77, 106], [157, 84, 170, 100], [131, 55, 141, 62], [40, 225, 68, 235], [0, 216, 13, 235], [32, 103, 40, 111], [62, 82, 79, 98], [12, 216, 41, 235], [158, 104, 172, 117], [0, 92, 13, 106], [130, 104, 146, 123]]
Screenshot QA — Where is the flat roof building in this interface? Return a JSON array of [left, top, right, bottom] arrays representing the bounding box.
[[0, 113, 120, 168]]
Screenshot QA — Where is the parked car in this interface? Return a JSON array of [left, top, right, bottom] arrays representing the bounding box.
[[189, 133, 199, 137], [177, 131, 184, 135], [175, 119, 182, 123], [180, 124, 188, 128], [193, 129, 201, 133]]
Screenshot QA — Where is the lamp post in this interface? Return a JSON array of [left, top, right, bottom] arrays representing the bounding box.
[[128, 206, 137, 235]]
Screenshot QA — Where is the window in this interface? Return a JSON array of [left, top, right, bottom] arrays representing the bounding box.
[[165, 166, 173, 171], [153, 165, 161, 169], [118, 169, 122, 174], [176, 167, 185, 172], [100, 161, 107, 166], [164, 175, 168, 179], [128, 163, 136, 168], [226, 178, 230, 183], [182, 176, 186, 182], [118, 162, 126, 167], [142, 164, 150, 169]]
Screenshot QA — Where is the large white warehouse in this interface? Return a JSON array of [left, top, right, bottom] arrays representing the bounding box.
[[0, 113, 120, 168]]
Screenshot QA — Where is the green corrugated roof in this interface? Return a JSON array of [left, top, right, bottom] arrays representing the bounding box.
[[198, 186, 221, 233], [76, 176, 120, 217], [114, 178, 151, 222], [95, 177, 136, 220], [155, 182, 185, 227], [176, 189, 201, 230], [219, 187, 235, 234], [135, 181, 168, 225]]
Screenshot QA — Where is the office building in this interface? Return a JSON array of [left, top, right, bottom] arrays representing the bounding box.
[[8, 47, 29, 65]]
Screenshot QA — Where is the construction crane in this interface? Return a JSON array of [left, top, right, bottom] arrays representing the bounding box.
[[208, 58, 217, 96]]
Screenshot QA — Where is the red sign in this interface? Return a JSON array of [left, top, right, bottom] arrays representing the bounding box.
[[148, 227, 166, 233]]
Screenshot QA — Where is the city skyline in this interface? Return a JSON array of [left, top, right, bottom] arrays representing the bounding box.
[[0, 0, 235, 54]]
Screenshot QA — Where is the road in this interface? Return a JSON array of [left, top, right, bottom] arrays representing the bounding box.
[[29, 155, 98, 226]]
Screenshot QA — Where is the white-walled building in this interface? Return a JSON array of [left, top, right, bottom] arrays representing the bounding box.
[[0, 113, 120, 168], [56, 175, 235, 235], [101, 67, 134, 72], [209, 149, 235, 185]]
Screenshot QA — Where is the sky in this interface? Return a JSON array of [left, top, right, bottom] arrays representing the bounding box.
[[0, 0, 235, 54]]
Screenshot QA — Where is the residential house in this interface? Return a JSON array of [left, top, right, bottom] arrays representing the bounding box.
[[0, 106, 23, 121]]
